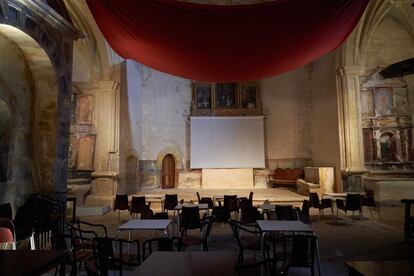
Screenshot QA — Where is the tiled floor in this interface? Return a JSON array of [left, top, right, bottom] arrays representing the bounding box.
[[77, 203, 413, 276]]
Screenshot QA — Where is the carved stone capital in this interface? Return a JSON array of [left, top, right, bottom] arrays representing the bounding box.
[[336, 66, 366, 77]]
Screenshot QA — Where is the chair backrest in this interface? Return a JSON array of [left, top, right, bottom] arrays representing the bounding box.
[[181, 206, 200, 230], [139, 205, 154, 219], [275, 205, 296, 220], [73, 220, 108, 238], [229, 220, 261, 250], [274, 168, 285, 179], [239, 199, 253, 212], [69, 224, 98, 250], [196, 192, 201, 202], [287, 234, 317, 269], [142, 237, 182, 260], [241, 207, 260, 225], [164, 194, 178, 210], [299, 200, 311, 224], [309, 193, 320, 208], [130, 196, 146, 214], [0, 203, 12, 220], [114, 194, 129, 211], [268, 211, 278, 220], [224, 195, 238, 212], [248, 191, 254, 201], [346, 194, 362, 211]]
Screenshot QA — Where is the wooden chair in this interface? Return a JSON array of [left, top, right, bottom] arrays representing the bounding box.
[[361, 190, 381, 219], [309, 193, 332, 222], [273, 233, 320, 276], [196, 192, 213, 209], [129, 196, 151, 219], [93, 237, 141, 275], [114, 194, 129, 221], [180, 206, 214, 251], [229, 219, 269, 267], [142, 237, 183, 260]]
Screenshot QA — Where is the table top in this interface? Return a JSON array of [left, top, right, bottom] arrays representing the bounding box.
[[345, 260, 414, 276], [401, 199, 414, 204], [213, 195, 241, 200], [118, 219, 171, 231], [174, 203, 209, 210], [257, 220, 313, 232], [135, 251, 235, 276], [0, 250, 67, 276]]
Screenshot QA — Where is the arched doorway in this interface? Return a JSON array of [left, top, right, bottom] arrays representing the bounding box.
[[161, 154, 176, 189]]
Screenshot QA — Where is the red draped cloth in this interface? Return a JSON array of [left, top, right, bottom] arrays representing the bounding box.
[[86, 0, 368, 82]]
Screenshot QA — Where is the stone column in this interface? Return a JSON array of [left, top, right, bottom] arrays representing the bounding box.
[[337, 66, 368, 191]]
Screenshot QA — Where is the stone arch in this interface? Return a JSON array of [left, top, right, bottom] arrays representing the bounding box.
[[156, 147, 183, 171], [0, 0, 80, 203], [335, 0, 414, 177]]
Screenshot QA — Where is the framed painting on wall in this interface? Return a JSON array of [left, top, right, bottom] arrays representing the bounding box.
[[194, 83, 213, 110], [215, 83, 237, 108], [239, 83, 258, 110]]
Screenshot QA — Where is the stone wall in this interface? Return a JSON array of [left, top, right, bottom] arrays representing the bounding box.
[[261, 66, 313, 171], [311, 52, 342, 190]]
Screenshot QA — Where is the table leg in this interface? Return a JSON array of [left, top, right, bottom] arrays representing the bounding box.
[[261, 232, 266, 259], [316, 238, 321, 276]]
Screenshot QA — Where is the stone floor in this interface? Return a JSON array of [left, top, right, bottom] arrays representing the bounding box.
[[76, 201, 414, 276]]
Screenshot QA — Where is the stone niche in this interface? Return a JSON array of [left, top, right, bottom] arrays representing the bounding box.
[[360, 71, 414, 170]]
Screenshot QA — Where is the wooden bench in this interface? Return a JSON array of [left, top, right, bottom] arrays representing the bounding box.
[[269, 168, 303, 189]]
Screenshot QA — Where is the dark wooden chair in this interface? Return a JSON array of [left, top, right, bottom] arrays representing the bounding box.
[[229, 219, 269, 267], [361, 190, 381, 219], [297, 200, 311, 224], [240, 207, 261, 225], [273, 233, 320, 276], [129, 196, 151, 219], [180, 206, 214, 251], [309, 193, 332, 222], [93, 237, 141, 275], [196, 192, 213, 209], [336, 194, 362, 218], [275, 205, 298, 221], [114, 194, 129, 221], [212, 195, 238, 222], [142, 237, 183, 260], [51, 232, 94, 276], [164, 194, 179, 211]]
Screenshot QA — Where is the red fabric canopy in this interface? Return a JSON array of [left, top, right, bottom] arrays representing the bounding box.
[[86, 0, 368, 82]]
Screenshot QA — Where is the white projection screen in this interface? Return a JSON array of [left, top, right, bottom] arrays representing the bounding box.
[[190, 116, 265, 168]]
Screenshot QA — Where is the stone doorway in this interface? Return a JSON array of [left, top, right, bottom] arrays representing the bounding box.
[[161, 154, 176, 189]]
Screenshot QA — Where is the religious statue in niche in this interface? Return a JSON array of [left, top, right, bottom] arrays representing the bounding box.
[[380, 133, 398, 162], [195, 83, 212, 109], [216, 83, 237, 108], [240, 83, 258, 109]]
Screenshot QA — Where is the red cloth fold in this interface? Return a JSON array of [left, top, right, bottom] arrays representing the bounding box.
[[86, 0, 368, 82]]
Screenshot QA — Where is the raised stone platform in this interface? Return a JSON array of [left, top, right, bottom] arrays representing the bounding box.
[[133, 187, 307, 210]]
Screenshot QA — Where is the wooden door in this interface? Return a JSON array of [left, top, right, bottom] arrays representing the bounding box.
[[162, 154, 175, 189]]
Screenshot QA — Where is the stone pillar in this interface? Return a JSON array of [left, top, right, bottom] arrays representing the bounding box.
[[91, 81, 120, 195], [337, 66, 368, 191]]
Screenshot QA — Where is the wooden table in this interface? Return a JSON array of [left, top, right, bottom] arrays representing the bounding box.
[[0, 250, 67, 276], [345, 260, 414, 276], [401, 199, 414, 241], [135, 251, 235, 276]]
